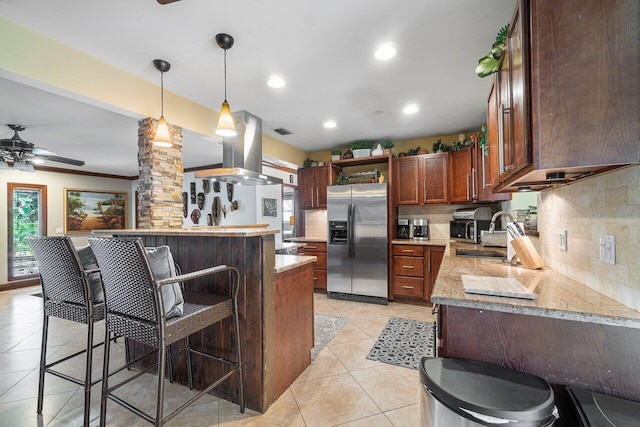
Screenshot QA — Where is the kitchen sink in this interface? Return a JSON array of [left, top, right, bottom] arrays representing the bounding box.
[[455, 249, 505, 259]]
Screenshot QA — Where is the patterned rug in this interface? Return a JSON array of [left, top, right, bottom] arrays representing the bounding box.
[[312, 314, 349, 360], [366, 317, 436, 370]]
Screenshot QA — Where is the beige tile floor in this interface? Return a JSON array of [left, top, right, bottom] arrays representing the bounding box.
[[0, 287, 436, 426]]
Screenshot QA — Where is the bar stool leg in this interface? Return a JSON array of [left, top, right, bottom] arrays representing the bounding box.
[[155, 343, 167, 426], [99, 323, 112, 427], [234, 305, 244, 413], [185, 336, 194, 390], [84, 319, 95, 426], [37, 313, 49, 415]]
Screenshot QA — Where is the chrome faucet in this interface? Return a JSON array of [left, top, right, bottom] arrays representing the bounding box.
[[489, 211, 514, 233]]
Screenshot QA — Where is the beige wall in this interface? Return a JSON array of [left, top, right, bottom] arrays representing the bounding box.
[[1, 169, 135, 284], [537, 165, 640, 311]]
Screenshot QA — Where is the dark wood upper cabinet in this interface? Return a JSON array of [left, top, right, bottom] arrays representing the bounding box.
[[448, 147, 474, 203], [298, 166, 329, 209], [395, 153, 448, 205], [493, 0, 639, 191]]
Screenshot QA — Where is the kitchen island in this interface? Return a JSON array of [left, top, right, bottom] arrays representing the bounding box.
[[98, 227, 316, 413], [432, 241, 640, 425]]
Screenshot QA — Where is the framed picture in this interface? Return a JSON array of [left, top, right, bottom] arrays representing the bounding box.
[[64, 189, 127, 234], [262, 197, 277, 217]]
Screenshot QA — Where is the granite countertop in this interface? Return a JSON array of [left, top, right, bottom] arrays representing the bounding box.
[[94, 225, 279, 237], [276, 242, 307, 250], [391, 239, 450, 246], [274, 255, 317, 274], [431, 242, 640, 329], [286, 237, 327, 243]]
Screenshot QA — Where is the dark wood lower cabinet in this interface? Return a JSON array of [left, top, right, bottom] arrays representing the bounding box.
[[438, 305, 640, 426], [392, 244, 444, 305]]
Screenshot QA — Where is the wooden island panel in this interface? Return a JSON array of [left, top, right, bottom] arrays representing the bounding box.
[[274, 262, 314, 398]]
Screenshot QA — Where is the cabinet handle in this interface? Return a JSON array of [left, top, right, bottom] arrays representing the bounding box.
[[310, 187, 314, 207], [498, 104, 505, 174], [471, 168, 477, 199], [306, 246, 317, 249], [403, 265, 414, 269], [481, 145, 487, 189], [402, 249, 414, 253], [313, 277, 317, 280], [402, 285, 415, 289], [316, 188, 319, 206], [466, 174, 470, 200]]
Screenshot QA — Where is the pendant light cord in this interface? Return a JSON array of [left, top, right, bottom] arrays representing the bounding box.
[[223, 48, 228, 101], [160, 71, 164, 117]]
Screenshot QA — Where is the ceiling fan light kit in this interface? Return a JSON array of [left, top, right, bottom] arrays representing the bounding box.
[[215, 33, 237, 137], [152, 59, 173, 147]]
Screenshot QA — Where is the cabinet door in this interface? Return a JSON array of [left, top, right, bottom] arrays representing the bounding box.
[[422, 153, 448, 204], [314, 166, 329, 208], [298, 168, 315, 209], [448, 147, 473, 203], [425, 246, 445, 303], [395, 157, 420, 205], [508, 3, 530, 173]]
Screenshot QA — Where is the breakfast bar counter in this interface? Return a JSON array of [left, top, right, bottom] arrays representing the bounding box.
[[97, 226, 312, 413], [431, 241, 640, 423]]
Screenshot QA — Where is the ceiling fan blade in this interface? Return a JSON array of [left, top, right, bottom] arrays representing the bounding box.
[[157, 0, 181, 4], [41, 154, 85, 167], [32, 147, 57, 156]]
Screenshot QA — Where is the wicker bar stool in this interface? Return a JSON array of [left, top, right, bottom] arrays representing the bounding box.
[[88, 237, 244, 427], [26, 236, 120, 427]]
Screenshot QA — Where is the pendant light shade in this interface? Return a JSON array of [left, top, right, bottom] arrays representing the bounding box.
[[152, 59, 173, 147], [215, 33, 237, 137]]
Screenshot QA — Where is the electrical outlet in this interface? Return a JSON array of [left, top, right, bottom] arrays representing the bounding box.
[[56, 227, 63, 234], [558, 230, 567, 251], [600, 235, 616, 265]]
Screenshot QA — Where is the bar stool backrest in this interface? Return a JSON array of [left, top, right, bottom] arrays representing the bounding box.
[[26, 236, 88, 305], [88, 237, 160, 324]]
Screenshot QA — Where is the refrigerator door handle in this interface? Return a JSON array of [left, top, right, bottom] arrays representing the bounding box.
[[348, 203, 355, 259]]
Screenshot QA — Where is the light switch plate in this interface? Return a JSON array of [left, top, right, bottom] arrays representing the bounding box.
[[600, 235, 616, 264], [558, 230, 567, 251]]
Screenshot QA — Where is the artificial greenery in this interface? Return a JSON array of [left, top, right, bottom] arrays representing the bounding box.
[[380, 140, 395, 149], [479, 124, 488, 155], [330, 149, 341, 155], [303, 157, 314, 168], [350, 140, 373, 150], [476, 24, 509, 78]]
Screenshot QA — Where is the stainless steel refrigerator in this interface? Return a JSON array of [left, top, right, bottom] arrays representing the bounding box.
[[327, 183, 388, 299]]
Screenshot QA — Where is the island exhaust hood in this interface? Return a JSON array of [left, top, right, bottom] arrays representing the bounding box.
[[195, 111, 283, 185]]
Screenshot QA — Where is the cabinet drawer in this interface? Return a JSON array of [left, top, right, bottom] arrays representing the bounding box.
[[298, 251, 326, 269], [301, 242, 326, 252], [394, 276, 424, 298], [393, 245, 425, 257], [393, 256, 424, 277]]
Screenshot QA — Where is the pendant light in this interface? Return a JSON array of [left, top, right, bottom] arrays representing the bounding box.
[[152, 59, 173, 147], [214, 33, 237, 137]]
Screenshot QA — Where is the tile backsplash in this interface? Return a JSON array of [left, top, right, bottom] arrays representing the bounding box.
[[304, 209, 328, 239], [537, 165, 640, 311]]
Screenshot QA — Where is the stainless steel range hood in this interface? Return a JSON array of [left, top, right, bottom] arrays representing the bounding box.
[[195, 111, 283, 185]]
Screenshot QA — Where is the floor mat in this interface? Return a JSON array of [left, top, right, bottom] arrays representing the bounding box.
[[312, 314, 349, 360], [366, 317, 435, 370]]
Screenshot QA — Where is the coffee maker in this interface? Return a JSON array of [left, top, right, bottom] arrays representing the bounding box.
[[397, 218, 411, 239], [412, 218, 429, 240]]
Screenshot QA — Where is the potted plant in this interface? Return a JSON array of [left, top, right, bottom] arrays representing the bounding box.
[[350, 141, 373, 158], [380, 140, 394, 155], [330, 149, 341, 161]]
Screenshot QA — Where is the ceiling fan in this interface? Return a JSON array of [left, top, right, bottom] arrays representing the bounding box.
[[0, 124, 85, 169]]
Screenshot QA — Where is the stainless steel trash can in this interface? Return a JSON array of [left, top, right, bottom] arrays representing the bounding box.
[[567, 386, 640, 427], [420, 357, 558, 426]]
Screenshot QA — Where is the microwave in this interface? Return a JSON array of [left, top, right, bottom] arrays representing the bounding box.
[[450, 220, 491, 243]]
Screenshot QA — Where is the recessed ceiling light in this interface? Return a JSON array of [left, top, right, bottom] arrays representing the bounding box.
[[375, 42, 396, 60], [403, 103, 419, 114], [372, 110, 384, 115], [323, 120, 337, 129], [267, 76, 285, 88]]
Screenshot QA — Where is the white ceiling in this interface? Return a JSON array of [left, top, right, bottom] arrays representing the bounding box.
[[0, 0, 515, 176]]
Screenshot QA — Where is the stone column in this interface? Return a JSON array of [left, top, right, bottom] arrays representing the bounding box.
[[137, 117, 183, 229]]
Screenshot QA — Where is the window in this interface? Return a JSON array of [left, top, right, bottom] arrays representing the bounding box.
[[282, 186, 296, 240], [7, 183, 47, 281]]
